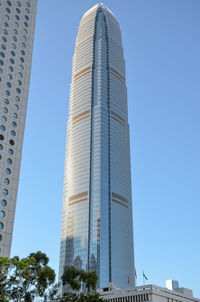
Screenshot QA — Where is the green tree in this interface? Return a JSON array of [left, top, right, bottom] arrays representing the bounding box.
[[0, 251, 56, 302], [60, 266, 103, 302]]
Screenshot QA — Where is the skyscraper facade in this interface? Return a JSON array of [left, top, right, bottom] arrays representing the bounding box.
[[0, 0, 37, 257], [59, 3, 134, 289]]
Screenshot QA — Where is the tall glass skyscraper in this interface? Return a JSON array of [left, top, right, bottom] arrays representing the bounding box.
[[59, 3, 135, 289], [0, 0, 37, 257]]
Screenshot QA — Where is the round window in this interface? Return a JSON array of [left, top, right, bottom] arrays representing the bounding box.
[[1, 200, 7, 207], [7, 158, 12, 164], [9, 139, 15, 145], [4, 178, 9, 185], [5, 168, 11, 174], [2, 189, 8, 196], [8, 149, 14, 155], [0, 211, 5, 218]]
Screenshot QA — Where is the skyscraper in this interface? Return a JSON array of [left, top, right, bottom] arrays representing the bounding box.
[[0, 0, 37, 257], [59, 3, 134, 289]]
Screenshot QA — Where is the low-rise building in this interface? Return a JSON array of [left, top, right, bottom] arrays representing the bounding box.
[[99, 284, 200, 302]]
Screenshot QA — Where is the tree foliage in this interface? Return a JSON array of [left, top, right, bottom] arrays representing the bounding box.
[[61, 266, 102, 302], [0, 251, 56, 302], [0, 252, 102, 302]]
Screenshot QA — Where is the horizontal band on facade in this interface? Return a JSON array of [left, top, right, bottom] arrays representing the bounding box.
[[72, 109, 91, 125], [68, 198, 88, 206], [74, 66, 92, 81], [112, 198, 128, 208], [69, 191, 88, 201], [110, 67, 125, 83], [112, 192, 128, 204], [111, 110, 126, 126]]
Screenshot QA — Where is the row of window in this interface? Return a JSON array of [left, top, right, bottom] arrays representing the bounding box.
[[4, 0, 31, 8], [1, 43, 26, 51], [2, 34, 28, 44]]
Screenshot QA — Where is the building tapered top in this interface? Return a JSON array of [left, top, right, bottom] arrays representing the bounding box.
[[82, 3, 118, 23]]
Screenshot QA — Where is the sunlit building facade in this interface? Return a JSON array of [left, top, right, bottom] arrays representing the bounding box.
[[0, 0, 37, 257], [59, 3, 135, 290]]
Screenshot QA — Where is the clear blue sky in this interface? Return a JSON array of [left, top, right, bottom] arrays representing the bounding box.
[[11, 0, 200, 297]]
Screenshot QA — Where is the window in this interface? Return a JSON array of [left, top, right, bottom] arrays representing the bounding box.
[[0, 135, 4, 140], [15, 15, 20, 20], [21, 50, 25, 56], [9, 139, 14, 145], [0, 222, 4, 230], [16, 8, 20, 13], [8, 74, 12, 79], [0, 60, 4, 66], [7, 158, 12, 164], [16, 88, 21, 94], [10, 131, 16, 136], [12, 36, 17, 42], [7, 82, 11, 88], [18, 72, 23, 78], [3, 108, 8, 113], [20, 57, 24, 63], [9, 66, 13, 72], [7, 0, 12, 6], [4, 178, 9, 185], [8, 149, 14, 155], [0, 234, 2, 241], [11, 122, 17, 129], [24, 22, 28, 28], [11, 51, 15, 56], [4, 22, 9, 27], [2, 37, 7, 42], [17, 1, 21, 7], [2, 116, 7, 122], [15, 96, 20, 102], [10, 58, 14, 64], [6, 8, 10, 13], [0, 125, 5, 131], [5, 168, 11, 174], [14, 104, 19, 110], [5, 90, 10, 96], [21, 43, 26, 48], [2, 189, 8, 196], [12, 44, 16, 49], [0, 52, 5, 58], [1, 200, 7, 207], [25, 15, 29, 20], [14, 29, 18, 35], [15, 22, 19, 28], [19, 64, 24, 70], [1, 45, 6, 50], [0, 210, 5, 218], [0, 144, 3, 150]]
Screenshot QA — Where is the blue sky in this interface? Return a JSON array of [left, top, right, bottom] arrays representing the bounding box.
[[11, 0, 200, 297]]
